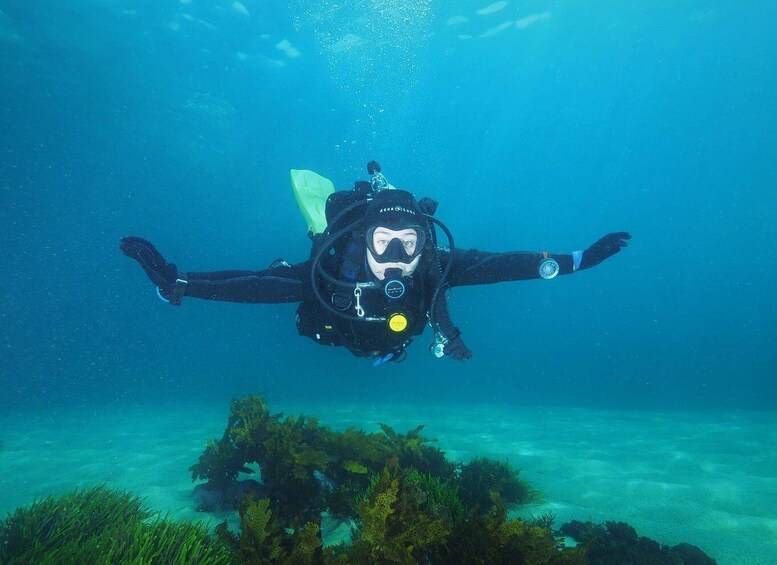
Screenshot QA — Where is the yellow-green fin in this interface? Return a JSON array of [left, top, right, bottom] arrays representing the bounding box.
[[290, 169, 335, 235]]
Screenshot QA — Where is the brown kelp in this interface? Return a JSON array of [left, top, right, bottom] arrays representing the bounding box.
[[560, 520, 718, 565], [192, 395, 581, 563]]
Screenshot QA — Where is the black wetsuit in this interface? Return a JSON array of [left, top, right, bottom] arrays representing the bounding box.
[[120, 179, 628, 359], [180, 247, 577, 358]]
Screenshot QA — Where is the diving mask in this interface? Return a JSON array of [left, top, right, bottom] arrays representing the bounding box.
[[365, 226, 426, 265]]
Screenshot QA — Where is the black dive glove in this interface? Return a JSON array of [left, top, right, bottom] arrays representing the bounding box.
[[573, 231, 631, 270], [579, 232, 631, 270], [445, 334, 473, 361], [119, 236, 183, 303]]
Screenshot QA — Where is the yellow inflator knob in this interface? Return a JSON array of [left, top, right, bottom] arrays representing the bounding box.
[[388, 313, 408, 333]]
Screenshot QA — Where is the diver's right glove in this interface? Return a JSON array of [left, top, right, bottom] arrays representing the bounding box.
[[119, 236, 183, 304], [445, 334, 473, 361]]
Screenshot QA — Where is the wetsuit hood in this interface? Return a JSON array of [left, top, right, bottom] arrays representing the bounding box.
[[362, 189, 429, 232]]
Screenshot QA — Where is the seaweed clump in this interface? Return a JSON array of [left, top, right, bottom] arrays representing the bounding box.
[[0, 484, 233, 564], [215, 494, 323, 564], [189, 395, 464, 523], [560, 520, 717, 565], [328, 458, 580, 565], [191, 395, 582, 564], [457, 456, 539, 511]]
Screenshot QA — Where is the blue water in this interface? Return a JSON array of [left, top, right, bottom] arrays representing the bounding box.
[[1, 1, 775, 412]]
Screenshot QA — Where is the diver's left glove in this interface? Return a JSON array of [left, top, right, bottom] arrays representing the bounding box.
[[578, 232, 631, 270], [119, 236, 186, 305]]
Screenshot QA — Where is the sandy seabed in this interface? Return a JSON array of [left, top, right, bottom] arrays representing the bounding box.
[[1, 400, 775, 565]]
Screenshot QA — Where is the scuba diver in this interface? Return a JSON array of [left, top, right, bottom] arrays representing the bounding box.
[[120, 161, 631, 365]]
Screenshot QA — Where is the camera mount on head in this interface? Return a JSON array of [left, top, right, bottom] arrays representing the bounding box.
[[367, 160, 393, 192]]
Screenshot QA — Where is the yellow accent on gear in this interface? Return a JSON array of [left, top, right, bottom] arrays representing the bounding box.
[[290, 169, 336, 235], [388, 313, 408, 333]]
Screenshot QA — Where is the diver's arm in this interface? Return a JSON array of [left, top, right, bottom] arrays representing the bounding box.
[[183, 261, 314, 303], [119, 236, 314, 304], [444, 248, 575, 286], [444, 232, 631, 287]]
